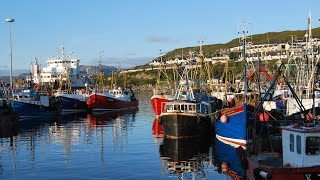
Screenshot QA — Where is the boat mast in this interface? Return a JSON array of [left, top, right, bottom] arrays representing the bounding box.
[[224, 57, 229, 94], [306, 12, 316, 98], [96, 50, 104, 90], [241, 30, 248, 103]]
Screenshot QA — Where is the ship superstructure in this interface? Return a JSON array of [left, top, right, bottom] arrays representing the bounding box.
[[31, 46, 89, 89]]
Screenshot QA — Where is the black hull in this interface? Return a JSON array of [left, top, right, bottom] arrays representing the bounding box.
[[159, 138, 211, 162], [160, 113, 212, 139]]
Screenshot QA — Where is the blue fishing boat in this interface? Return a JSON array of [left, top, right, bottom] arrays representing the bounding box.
[[215, 30, 258, 150], [215, 98, 257, 149], [11, 88, 59, 119]]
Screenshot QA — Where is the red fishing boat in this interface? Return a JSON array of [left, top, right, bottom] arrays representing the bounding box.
[[87, 87, 138, 111], [150, 50, 176, 116]]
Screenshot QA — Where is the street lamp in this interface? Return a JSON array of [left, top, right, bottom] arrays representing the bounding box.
[[5, 18, 14, 90]]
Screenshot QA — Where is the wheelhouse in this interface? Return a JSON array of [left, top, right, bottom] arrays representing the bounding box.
[[282, 124, 320, 167]]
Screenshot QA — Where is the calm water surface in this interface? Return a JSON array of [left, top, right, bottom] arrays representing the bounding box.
[[0, 92, 228, 180]]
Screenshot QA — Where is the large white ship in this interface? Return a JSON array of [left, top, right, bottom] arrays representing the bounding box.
[[31, 46, 89, 89]]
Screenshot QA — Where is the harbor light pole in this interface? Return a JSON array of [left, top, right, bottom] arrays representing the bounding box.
[[6, 18, 14, 90]]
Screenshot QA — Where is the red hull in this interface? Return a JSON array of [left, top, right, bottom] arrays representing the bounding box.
[[87, 93, 138, 111], [151, 95, 169, 116], [246, 154, 320, 180]]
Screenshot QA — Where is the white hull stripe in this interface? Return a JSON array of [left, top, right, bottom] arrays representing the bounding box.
[[216, 134, 247, 150]]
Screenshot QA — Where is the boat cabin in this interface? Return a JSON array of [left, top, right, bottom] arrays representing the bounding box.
[[107, 87, 131, 101], [12, 89, 50, 107], [163, 101, 212, 114], [281, 124, 320, 167]]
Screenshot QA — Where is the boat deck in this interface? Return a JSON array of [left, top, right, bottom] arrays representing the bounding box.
[[249, 153, 283, 168], [258, 156, 283, 168]]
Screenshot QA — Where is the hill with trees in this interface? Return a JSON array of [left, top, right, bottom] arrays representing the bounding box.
[[111, 28, 320, 88]]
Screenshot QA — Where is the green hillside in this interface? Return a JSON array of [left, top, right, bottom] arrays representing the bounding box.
[[107, 28, 320, 88], [162, 28, 320, 61]]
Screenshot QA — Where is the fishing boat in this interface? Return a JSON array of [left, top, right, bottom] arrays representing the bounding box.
[[150, 50, 176, 116], [215, 93, 258, 149], [159, 61, 222, 139], [86, 86, 138, 112], [160, 80, 214, 139], [11, 88, 59, 119], [215, 30, 259, 150], [246, 122, 320, 180], [151, 92, 174, 116], [55, 89, 89, 113]]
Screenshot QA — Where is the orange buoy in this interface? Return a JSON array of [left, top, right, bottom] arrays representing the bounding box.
[[259, 112, 269, 122], [220, 115, 228, 123]]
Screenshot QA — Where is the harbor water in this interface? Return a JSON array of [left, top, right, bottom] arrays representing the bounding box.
[[0, 92, 228, 180]]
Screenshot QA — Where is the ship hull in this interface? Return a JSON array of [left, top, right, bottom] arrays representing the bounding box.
[[11, 101, 59, 119], [215, 103, 254, 149], [151, 95, 171, 116], [160, 112, 212, 139], [87, 93, 138, 111], [56, 94, 88, 113]]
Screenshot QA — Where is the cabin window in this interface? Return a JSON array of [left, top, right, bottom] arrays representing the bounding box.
[[189, 105, 196, 112], [296, 135, 301, 154], [174, 105, 179, 111], [290, 134, 294, 152], [167, 105, 173, 111], [305, 137, 320, 155], [181, 104, 187, 112], [196, 104, 200, 112]]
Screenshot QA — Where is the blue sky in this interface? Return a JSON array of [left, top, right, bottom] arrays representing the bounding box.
[[0, 0, 319, 72]]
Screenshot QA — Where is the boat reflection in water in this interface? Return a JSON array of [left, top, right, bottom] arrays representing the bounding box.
[[0, 116, 19, 138], [159, 137, 212, 179], [214, 138, 246, 179], [152, 118, 163, 138], [86, 108, 138, 127]]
